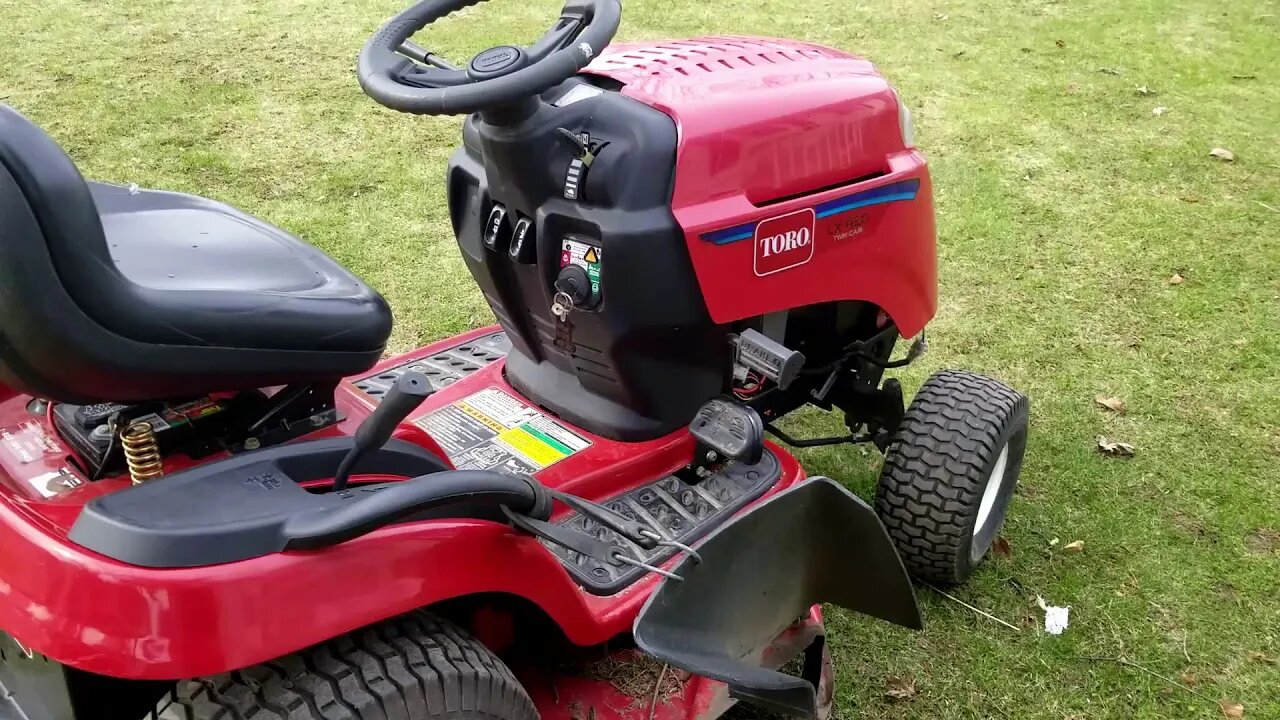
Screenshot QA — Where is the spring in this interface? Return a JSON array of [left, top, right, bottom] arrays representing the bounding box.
[[121, 421, 164, 484]]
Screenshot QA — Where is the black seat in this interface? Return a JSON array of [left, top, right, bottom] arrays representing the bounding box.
[[0, 105, 393, 403]]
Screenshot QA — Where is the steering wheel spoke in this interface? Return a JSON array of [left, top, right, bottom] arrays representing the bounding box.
[[525, 16, 585, 62], [397, 65, 471, 89], [397, 40, 460, 71]]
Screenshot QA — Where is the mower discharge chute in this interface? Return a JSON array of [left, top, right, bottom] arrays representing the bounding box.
[[0, 1, 1029, 719]]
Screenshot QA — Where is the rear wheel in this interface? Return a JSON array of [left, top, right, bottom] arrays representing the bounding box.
[[875, 370, 1029, 586], [156, 611, 536, 720]]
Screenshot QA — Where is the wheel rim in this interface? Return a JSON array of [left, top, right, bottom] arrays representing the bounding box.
[[974, 444, 1010, 537]]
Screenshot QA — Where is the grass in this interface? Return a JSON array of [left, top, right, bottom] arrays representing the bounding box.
[[2, 0, 1278, 717]]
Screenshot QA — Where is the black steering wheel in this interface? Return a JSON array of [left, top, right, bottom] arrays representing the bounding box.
[[358, 0, 622, 116]]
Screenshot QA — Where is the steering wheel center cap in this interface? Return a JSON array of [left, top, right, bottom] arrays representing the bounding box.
[[468, 45, 527, 80]]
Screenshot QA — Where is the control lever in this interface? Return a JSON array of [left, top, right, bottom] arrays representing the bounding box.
[[332, 372, 434, 491]]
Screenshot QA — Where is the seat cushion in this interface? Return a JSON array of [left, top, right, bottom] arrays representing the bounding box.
[[90, 182, 391, 353]]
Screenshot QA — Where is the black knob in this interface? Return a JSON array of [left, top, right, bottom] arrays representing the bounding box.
[[554, 265, 594, 307]]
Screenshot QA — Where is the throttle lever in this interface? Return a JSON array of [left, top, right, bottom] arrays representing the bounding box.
[[333, 372, 434, 491]]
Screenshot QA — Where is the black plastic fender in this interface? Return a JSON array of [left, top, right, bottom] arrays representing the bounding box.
[[633, 476, 922, 718]]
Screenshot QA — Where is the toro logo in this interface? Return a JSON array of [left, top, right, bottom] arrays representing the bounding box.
[[753, 208, 816, 276]]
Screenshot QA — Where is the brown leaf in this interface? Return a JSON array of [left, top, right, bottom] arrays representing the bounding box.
[[1094, 395, 1127, 413], [1169, 272, 1185, 285], [1249, 651, 1277, 665], [1180, 671, 1198, 687], [1210, 147, 1235, 161], [993, 536, 1013, 557], [1097, 436, 1136, 457], [1218, 699, 1244, 718], [883, 675, 917, 703], [1063, 540, 1085, 552]]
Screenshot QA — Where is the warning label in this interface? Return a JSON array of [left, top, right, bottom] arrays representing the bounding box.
[[28, 468, 84, 499], [416, 388, 590, 476], [0, 421, 62, 465], [0, 421, 85, 499], [560, 238, 603, 296]]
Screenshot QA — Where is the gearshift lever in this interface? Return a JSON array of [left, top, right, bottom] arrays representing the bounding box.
[[332, 372, 434, 491]]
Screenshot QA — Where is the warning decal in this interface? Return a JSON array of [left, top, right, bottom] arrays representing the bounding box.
[[560, 237, 603, 296], [0, 421, 86, 499], [416, 387, 590, 475]]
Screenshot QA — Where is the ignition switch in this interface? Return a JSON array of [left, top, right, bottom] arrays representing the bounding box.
[[554, 265, 594, 308]]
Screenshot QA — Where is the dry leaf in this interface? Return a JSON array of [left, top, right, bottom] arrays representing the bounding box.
[[1169, 272, 1185, 285], [1180, 671, 1198, 687], [1153, 106, 1168, 116], [884, 675, 917, 702], [1249, 651, 1277, 665], [1210, 147, 1235, 161], [1097, 436, 1136, 457], [993, 536, 1013, 557], [933, 12, 948, 20], [1063, 540, 1085, 552], [1098, 67, 1122, 75], [1095, 395, 1127, 413], [1218, 699, 1244, 718], [1135, 85, 1154, 95]]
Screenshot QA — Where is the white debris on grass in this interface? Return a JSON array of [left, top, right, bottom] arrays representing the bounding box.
[[1037, 596, 1071, 635]]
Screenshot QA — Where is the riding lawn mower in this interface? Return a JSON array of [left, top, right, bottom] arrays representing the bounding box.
[[0, 1, 1029, 718]]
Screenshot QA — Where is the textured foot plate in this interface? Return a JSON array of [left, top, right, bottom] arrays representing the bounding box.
[[547, 452, 781, 595], [352, 332, 511, 401]]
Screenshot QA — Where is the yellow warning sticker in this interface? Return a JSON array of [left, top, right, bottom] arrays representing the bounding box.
[[497, 426, 566, 467], [415, 387, 591, 475]]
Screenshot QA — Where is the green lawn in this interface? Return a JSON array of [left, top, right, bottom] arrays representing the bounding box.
[[2, 0, 1278, 717]]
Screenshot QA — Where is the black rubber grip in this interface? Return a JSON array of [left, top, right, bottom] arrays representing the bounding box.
[[284, 471, 547, 550], [354, 371, 434, 450]]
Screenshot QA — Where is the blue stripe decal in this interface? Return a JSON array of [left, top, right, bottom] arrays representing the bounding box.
[[699, 178, 920, 244], [701, 223, 757, 245]]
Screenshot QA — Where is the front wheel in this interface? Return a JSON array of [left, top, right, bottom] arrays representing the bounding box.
[[156, 610, 536, 720], [875, 370, 1029, 586]]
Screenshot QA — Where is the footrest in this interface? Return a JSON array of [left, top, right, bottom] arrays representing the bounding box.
[[544, 452, 780, 595]]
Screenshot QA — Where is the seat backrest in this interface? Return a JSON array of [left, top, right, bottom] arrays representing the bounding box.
[[0, 105, 120, 297], [0, 105, 114, 400]]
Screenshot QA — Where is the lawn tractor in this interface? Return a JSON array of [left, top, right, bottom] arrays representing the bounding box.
[[0, 1, 1029, 718]]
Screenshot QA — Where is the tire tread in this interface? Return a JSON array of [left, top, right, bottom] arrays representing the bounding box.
[[156, 612, 535, 720], [876, 369, 1028, 585]]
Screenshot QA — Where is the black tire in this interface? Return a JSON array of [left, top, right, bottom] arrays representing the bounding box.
[[875, 369, 1029, 586], [156, 611, 536, 720]]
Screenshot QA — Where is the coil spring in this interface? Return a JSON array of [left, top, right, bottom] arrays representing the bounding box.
[[121, 421, 163, 484]]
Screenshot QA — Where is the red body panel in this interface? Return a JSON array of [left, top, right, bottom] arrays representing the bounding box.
[[586, 37, 937, 335], [0, 327, 808, 681]]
